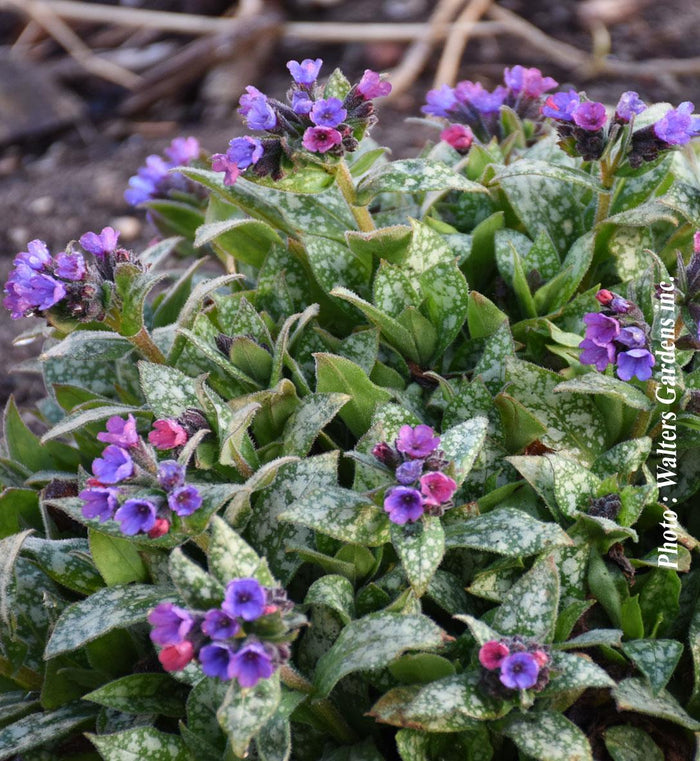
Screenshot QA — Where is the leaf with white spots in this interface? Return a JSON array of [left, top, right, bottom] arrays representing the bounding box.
[[604, 725, 665, 761], [606, 226, 654, 282], [444, 508, 572, 557], [493, 555, 560, 640], [282, 393, 350, 456], [208, 516, 274, 586], [540, 651, 615, 695], [473, 322, 515, 395], [419, 262, 470, 357], [138, 362, 200, 419], [502, 711, 593, 761], [612, 678, 700, 730], [592, 438, 652, 479], [554, 374, 653, 411], [305, 234, 372, 297], [83, 674, 186, 717], [533, 233, 595, 313], [21, 536, 103, 596], [373, 262, 420, 318], [391, 518, 445, 597], [467, 558, 522, 602], [440, 417, 489, 486], [621, 639, 683, 694], [313, 612, 449, 697], [305, 575, 356, 625], [168, 548, 224, 609]]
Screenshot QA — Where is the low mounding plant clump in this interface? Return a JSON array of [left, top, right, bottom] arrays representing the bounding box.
[[3, 59, 700, 761]]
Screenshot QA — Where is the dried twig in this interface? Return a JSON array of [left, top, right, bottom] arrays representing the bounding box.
[[434, 0, 494, 87]]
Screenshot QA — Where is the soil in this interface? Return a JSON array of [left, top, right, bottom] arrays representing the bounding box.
[[2, 0, 700, 407]]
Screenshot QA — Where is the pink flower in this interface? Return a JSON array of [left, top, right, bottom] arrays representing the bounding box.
[[396, 424, 440, 459], [440, 124, 473, 153], [97, 414, 139, 448], [357, 69, 392, 99], [302, 126, 342, 154], [148, 517, 171, 539], [420, 472, 457, 506], [532, 649, 549, 667], [479, 640, 510, 670], [158, 640, 194, 671], [148, 419, 188, 450], [212, 153, 241, 186]]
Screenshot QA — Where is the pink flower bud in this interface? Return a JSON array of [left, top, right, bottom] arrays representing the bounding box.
[[440, 124, 474, 153], [532, 649, 549, 667], [595, 289, 614, 305], [148, 518, 171, 539], [158, 640, 194, 671], [479, 640, 510, 670]]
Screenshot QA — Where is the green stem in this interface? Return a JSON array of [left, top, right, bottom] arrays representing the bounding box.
[[334, 159, 376, 232], [629, 379, 656, 439], [0, 655, 42, 691], [279, 665, 357, 744], [105, 315, 166, 364], [593, 159, 615, 227]]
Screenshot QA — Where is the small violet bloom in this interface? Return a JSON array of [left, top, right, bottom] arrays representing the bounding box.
[[503, 65, 557, 98], [238, 85, 265, 116], [167, 485, 202, 517], [149, 419, 188, 450], [286, 58, 323, 85], [440, 124, 473, 152], [54, 252, 86, 281], [223, 578, 266, 621], [148, 602, 194, 645], [422, 85, 457, 118], [396, 424, 440, 458], [499, 652, 540, 690], [211, 153, 241, 186], [654, 102, 699, 146], [310, 98, 347, 128], [357, 69, 392, 99], [541, 90, 580, 121], [227, 136, 264, 168], [610, 296, 631, 314], [14, 239, 52, 270], [302, 126, 342, 154], [157, 460, 185, 491], [79, 226, 119, 257], [200, 643, 236, 680], [617, 326, 647, 348], [202, 609, 240, 640], [616, 349, 655, 382], [384, 486, 424, 525], [616, 91, 646, 122], [97, 414, 139, 448], [92, 445, 134, 484], [79, 487, 119, 522], [229, 641, 274, 688], [115, 498, 157, 535], [572, 101, 607, 131], [158, 640, 194, 672], [420, 472, 457, 506], [291, 91, 313, 115], [164, 136, 199, 164], [579, 338, 616, 372], [583, 313, 620, 346], [395, 459, 423, 485], [28, 274, 66, 311], [463, 84, 507, 114], [245, 96, 277, 131], [479, 640, 510, 670]]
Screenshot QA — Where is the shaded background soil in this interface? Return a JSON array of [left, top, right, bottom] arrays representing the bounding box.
[[1, 0, 700, 407]]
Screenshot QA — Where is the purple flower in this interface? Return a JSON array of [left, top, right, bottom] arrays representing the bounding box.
[[384, 486, 424, 525], [239, 85, 265, 116], [616, 91, 646, 122], [310, 98, 347, 128], [167, 485, 202, 517], [573, 101, 607, 131], [465, 84, 507, 114], [3, 266, 35, 319], [79, 487, 119, 522], [164, 136, 199, 165], [499, 652, 539, 690], [245, 97, 277, 131], [291, 91, 313, 115], [583, 313, 620, 346], [396, 424, 440, 458], [396, 460, 423, 485], [227, 136, 264, 169], [420, 472, 457, 506], [579, 338, 616, 371], [14, 240, 51, 270], [148, 602, 194, 645], [211, 153, 241, 186], [97, 414, 139, 448], [124, 156, 171, 205], [92, 445, 134, 484], [202, 609, 240, 640], [80, 226, 120, 257], [286, 58, 323, 85], [223, 578, 266, 621], [200, 643, 236, 680], [617, 326, 647, 348], [157, 460, 185, 491], [541, 90, 580, 121], [54, 252, 86, 281], [617, 349, 655, 382], [115, 498, 157, 535], [610, 297, 631, 314], [28, 274, 66, 311], [302, 126, 342, 154], [229, 641, 274, 688], [422, 85, 457, 118], [503, 66, 557, 98], [654, 102, 699, 146], [357, 70, 392, 99]]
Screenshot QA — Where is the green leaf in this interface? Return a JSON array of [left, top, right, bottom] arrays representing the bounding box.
[[217, 674, 281, 758], [493, 555, 560, 640], [440, 417, 489, 486], [40, 403, 145, 444], [496, 159, 604, 192], [373, 261, 420, 318], [345, 226, 412, 264], [305, 575, 356, 625], [137, 362, 200, 419], [169, 548, 225, 609], [194, 218, 281, 268], [419, 263, 470, 357], [533, 233, 595, 313], [638, 568, 680, 637], [208, 516, 273, 586], [502, 711, 593, 761], [612, 677, 700, 729], [388, 653, 455, 684], [40, 330, 133, 361], [466, 292, 508, 339], [88, 726, 191, 760], [604, 725, 664, 761], [554, 374, 653, 411], [3, 397, 54, 472], [541, 651, 615, 695], [313, 612, 449, 697], [283, 393, 350, 457], [592, 438, 652, 479], [114, 263, 168, 337], [84, 673, 186, 717], [356, 160, 487, 205], [88, 530, 148, 587], [44, 584, 173, 658], [278, 487, 391, 547], [22, 536, 103, 596], [444, 508, 572, 556], [621, 639, 683, 694], [305, 234, 371, 297], [391, 518, 445, 597]]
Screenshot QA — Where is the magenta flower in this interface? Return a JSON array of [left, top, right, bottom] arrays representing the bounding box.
[[148, 602, 195, 645], [479, 640, 510, 670], [287, 58, 323, 85], [499, 652, 539, 690], [211, 153, 241, 186], [222, 578, 266, 622], [572, 101, 607, 131], [440, 124, 473, 152], [202, 609, 240, 640], [616, 349, 655, 381], [115, 498, 157, 535], [503, 66, 557, 98], [396, 424, 440, 459], [79, 487, 119, 522], [420, 472, 457, 506], [200, 643, 236, 680], [357, 69, 392, 99], [384, 486, 424, 525], [310, 98, 347, 128], [97, 414, 139, 448], [583, 313, 620, 346], [54, 252, 86, 281], [167, 484, 202, 517], [579, 338, 616, 371], [229, 641, 274, 688], [91, 445, 134, 484], [302, 126, 342, 154], [541, 90, 580, 121], [79, 226, 119, 257], [149, 419, 188, 450]]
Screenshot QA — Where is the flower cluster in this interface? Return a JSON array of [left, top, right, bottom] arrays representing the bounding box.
[[373, 425, 457, 524], [478, 637, 550, 696], [125, 136, 201, 206], [543, 89, 700, 165], [579, 290, 655, 381], [211, 59, 391, 186], [148, 577, 302, 687], [422, 65, 558, 147], [79, 414, 204, 537]]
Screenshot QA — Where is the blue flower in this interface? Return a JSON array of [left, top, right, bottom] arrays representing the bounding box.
[[653, 102, 700, 146], [229, 641, 274, 687], [541, 90, 580, 122], [310, 98, 347, 128], [286, 58, 323, 86], [616, 349, 655, 382], [615, 91, 646, 122], [167, 484, 202, 517], [222, 578, 266, 621], [200, 643, 236, 680], [54, 252, 86, 281], [291, 91, 313, 115], [499, 652, 539, 690], [79, 487, 119, 522], [202, 609, 240, 640], [29, 273, 67, 311], [91, 445, 134, 484], [79, 226, 120, 257], [422, 85, 457, 117], [114, 498, 157, 535], [395, 460, 423, 485], [164, 136, 199, 164], [226, 136, 264, 169], [148, 602, 194, 645], [383, 486, 424, 525], [245, 96, 277, 131], [14, 239, 52, 270], [157, 460, 185, 491]]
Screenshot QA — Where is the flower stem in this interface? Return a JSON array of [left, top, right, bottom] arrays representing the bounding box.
[[334, 159, 376, 232], [127, 327, 167, 364], [594, 159, 615, 227], [629, 379, 656, 439]]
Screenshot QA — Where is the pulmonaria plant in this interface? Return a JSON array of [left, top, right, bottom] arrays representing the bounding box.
[[211, 59, 391, 185], [148, 577, 303, 687], [579, 289, 655, 381], [374, 424, 457, 524], [478, 637, 550, 696], [79, 415, 204, 537]]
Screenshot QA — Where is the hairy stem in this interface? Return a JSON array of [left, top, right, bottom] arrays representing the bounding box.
[[334, 159, 376, 232]]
